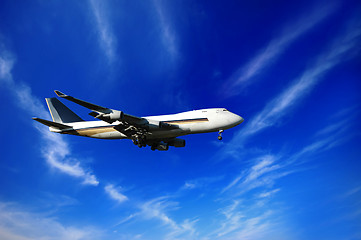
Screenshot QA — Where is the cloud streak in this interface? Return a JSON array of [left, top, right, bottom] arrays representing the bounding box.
[[208, 199, 285, 240], [105, 184, 128, 204], [221, 3, 338, 97], [89, 0, 117, 64], [0, 45, 99, 186], [229, 18, 361, 148], [221, 155, 289, 195], [135, 196, 198, 239], [222, 110, 356, 196], [153, 0, 178, 60], [0, 202, 102, 240], [213, 110, 358, 239]]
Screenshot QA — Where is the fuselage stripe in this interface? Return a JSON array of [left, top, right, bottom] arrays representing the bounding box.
[[68, 117, 209, 135], [163, 118, 208, 124]]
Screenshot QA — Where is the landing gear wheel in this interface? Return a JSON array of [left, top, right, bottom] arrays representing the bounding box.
[[218, 130, 224, 141]]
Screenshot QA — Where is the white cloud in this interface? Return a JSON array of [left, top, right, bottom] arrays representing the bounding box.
[[89, 0, 117, 64], [209, 200, 285, 240], [0, 52, 14, 85], [41, 129, 99, 186], [222, 109, 357, 198], [180, 176, 224, 192], [228, 19, 361, 148], [153, 0, 178, 60], [291, 113, 357, 163], [0, 45, 99, 186], [257, 188, 280, 199], [222, 155, 288, 195], [105, 184, 128, 204], [0, 202, 102, 240], [139, 196, 179, 229], [137, 196, 198, 239], [221, 3, 338, 97]]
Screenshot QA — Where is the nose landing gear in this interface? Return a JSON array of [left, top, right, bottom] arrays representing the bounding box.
[[218, 130, 223, 140]]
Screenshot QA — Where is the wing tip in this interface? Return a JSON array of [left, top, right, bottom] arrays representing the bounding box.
[[54, 90, 67, 97]]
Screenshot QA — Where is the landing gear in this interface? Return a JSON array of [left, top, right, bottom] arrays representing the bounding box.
[[218, 130, 223, 140], [132, 135, 147, 148]]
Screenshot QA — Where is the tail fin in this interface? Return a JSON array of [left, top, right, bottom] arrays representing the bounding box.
[[45, 98, 84, 123]]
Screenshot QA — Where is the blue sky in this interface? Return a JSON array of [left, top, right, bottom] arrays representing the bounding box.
[[0, 0, 360, 239]]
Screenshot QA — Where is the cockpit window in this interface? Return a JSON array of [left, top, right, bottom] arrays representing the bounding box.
[[223, 109, 228, 112]]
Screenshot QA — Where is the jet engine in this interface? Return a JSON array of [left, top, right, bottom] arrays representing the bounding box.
[[90, 110, 124, 123], [168, 138, 186, 148], [159, 121, 175, 129], [146, 119, 163, 130]]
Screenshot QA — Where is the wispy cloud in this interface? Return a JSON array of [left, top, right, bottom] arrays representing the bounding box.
[[0, 51, 14, 85], [222, 110, 357, 196], [41, 129, 99, 186], [153, 0, 178, 60], [228, 18, 361, 148], [257, 188, 280, 199], [0, 202, 102, 240], [0, 45, 99, 186], [180, 176, 223, 191], [291, 113, 358, 164], [89, 0, 117, 64], [221, 3, 337, 97], [209, 200, 284, 240], [137, 196, 198, 239], [105, 184, 128, 204], [212, 115, 357, 240], [139, 196, 179, 229], [221, 155, 290, 195], [330, 185, 361, 234]]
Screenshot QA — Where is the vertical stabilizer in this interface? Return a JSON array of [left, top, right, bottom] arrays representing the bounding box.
[[45, 98, 84, 123]]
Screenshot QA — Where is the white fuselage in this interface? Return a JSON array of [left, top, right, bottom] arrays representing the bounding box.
[[51, 108, 244, 140]]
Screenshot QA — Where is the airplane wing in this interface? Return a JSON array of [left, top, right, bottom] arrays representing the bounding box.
[[53, 90, 177, 142], [54, 90, 145, 125], [54, 90, 109, 113]]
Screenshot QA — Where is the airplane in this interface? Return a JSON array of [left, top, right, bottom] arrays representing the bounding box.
[[33, 91, 244, 151]]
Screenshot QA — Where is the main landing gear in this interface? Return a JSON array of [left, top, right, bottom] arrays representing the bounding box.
[[218, 130, 223, 140], [132, 135, 147, 148]]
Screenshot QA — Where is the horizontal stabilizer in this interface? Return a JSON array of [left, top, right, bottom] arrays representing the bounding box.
[[32, 117, 72, 130]]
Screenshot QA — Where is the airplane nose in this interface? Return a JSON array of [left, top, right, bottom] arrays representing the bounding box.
[[232, 114, 244, 126], [236, 115, 244, 125]]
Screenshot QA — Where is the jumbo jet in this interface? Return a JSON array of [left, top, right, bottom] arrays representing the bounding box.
[[33, 91, 244, 151]]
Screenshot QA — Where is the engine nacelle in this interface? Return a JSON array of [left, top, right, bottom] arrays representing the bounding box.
[[159, 121, 174, 129], [146, 119, 163, 130], [168, 138, 186, 148], [95, 111, 124, 122], [107, 110, 124, 120]]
